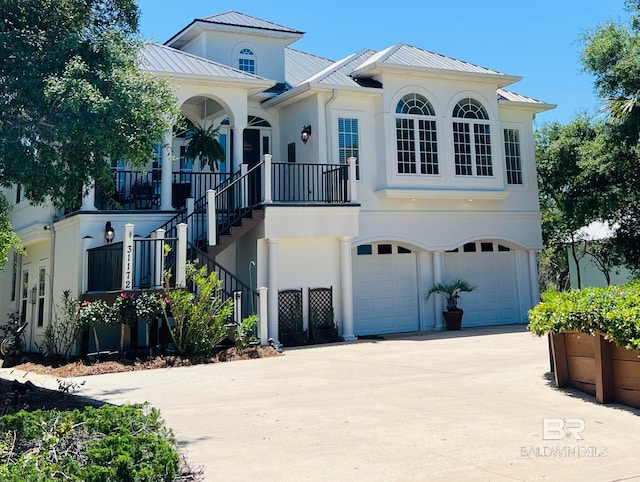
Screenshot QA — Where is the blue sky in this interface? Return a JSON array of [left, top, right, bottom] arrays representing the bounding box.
[[138, 0, 630, 127]]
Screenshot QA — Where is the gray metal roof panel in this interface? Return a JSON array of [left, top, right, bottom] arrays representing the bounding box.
[[285, 48, 335, 86], [497, 89, 544, 104], [198, 11, 303, 34], [303, 49, 380, 87], [141, 43, 266, 80], [358, 43, 504, 75]]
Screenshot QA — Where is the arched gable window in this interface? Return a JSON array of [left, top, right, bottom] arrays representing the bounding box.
[[238, 48, 255, 74], [395, 93, 439, 175], [452, 98, 493, 176]]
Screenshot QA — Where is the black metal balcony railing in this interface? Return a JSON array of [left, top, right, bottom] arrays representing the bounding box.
[[271, 162, 349, 203], [87, 238, 177, 292], [171, 171, 232, 209]]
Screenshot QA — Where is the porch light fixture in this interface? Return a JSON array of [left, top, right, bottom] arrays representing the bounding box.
[[105, 221, 115, 243], [301, 125, 311, 144]]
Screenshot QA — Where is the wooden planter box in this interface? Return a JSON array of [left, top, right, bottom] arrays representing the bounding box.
[[550, 332, 640, 408]]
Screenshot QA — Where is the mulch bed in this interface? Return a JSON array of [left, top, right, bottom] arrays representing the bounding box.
[[1, 346, 282, 417]]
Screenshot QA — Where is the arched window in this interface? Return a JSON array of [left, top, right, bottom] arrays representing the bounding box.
[[452, 98, 493, 176], [238, 48, 255, 74], [395, 93, 439, 175]]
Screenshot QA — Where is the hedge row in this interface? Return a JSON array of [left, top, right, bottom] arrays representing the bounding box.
[[528, 281, 640, 350], [0, 404, 180, 482]]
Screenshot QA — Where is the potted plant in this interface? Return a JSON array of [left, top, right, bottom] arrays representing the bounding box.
[[426, 279, 477, 330]]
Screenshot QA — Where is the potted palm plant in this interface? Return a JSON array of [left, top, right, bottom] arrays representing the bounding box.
[[426, 279, 477, 330], [183, 119, 225, 170]]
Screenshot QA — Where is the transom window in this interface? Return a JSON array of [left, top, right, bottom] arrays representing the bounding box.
[[238, 48, 255, 74], [503, 128, 523, 185], [395, 93, 439, 175], [452, 98, 493, 176]]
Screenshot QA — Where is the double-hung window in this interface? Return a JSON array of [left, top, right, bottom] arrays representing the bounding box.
[[395, 94, 439, 175], [504, 128, 523, 185], [338, 118, 359, 180], [452, 98, 493, 176]]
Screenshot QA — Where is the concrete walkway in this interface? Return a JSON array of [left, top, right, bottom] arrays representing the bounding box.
[[3, 325, 640, 481]]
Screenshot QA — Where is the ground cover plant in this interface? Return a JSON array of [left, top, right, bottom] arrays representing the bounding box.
[[0, 403, 197, 481]]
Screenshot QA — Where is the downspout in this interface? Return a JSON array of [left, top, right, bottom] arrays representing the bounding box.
[[48, 217, 56, 331], [325, 89, 338, 163]]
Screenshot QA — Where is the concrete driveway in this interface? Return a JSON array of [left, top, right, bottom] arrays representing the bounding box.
[[4, 325, 640, 481]]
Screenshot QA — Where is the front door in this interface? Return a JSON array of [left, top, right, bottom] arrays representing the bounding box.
[[243, 129, 261, 205]]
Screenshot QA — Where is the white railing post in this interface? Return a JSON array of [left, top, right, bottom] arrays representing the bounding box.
[[241, 164, 248, 208], [154, 228, 165, 289], [207, 189, 216, 246], [258, 286, 268, 345], [122, 224, 135, 290], [185, 197, 195, 243], [348, 157, 357, 202], [82, 236, 93, 294], [263, 154, 272, 203], [176, 223, 187, 288]]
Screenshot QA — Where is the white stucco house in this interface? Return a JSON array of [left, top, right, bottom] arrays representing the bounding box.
[[0, 11, 554, 350]]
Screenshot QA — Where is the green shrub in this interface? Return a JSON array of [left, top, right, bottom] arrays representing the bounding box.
[[529, 281, 640, 349], [0, 404, 180, 482], [163, 263, 233, 357]]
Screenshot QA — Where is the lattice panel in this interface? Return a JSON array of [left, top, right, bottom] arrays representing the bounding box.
[[278, 289, 303, 334], [309, 287, 333, 329]]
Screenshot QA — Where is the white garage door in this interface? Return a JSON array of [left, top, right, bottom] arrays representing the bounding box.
[[353, 243, 419, 336], [444, 242, 520, 327]]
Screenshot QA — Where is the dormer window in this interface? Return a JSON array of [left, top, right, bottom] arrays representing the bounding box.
[[238, 48, 255, 74], [395, 93, 439, 175], [452, 98, 493, 176]]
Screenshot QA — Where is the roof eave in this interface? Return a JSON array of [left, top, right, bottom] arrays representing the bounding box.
[[352, 62, 522, 88], [150, 70, 276, 94], [498, 99, 557, 113], [166, 19, 303, 49], [262, 82, 381, 108]]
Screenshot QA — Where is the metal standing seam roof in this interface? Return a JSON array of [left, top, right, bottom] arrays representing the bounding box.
[[141, 43, 267, 80], [302, 49, 380, 87], [356, 43, 506, 76], [497, 89, 544, 104], [197, 11, 303, 34], [284, 48, 335, 87]]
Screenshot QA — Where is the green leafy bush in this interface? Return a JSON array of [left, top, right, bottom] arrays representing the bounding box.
[[0, 404, 180, 482], [529, 281, 640, 349], [163, 263, 233, 357]]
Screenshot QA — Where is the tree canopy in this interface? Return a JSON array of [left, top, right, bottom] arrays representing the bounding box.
[[0, 0, 178, 209]]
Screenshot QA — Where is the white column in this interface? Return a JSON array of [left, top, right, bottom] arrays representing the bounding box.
[[233, 126, 244, 173], [176, 223, 187, 288], [348, 157, 357, 202], [122, 224, 135, 291], [153, 228, 165, 289], [81, 181, 97, 211], [340, 236, 356, 341], [81, 236, 93, 294], [267, 239, 279, 342], [258, 286, 269, 345], [433, 251, 444, 330], [528, 250, 540, 307], [263, 154, 272, 203], [160, 131, 173, 210], [207, 189, 216, 246]]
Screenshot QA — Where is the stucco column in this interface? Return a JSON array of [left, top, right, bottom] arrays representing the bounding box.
[[340, 236, 356, 341], [528, 250, 540, 307], [80, 181, 97, 211], [160, 131, 173, 210], [232, 126, 245, 173], [433, 251, 444, 330], [258, 287, 269, 346], [267, 239, 279, 342]]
